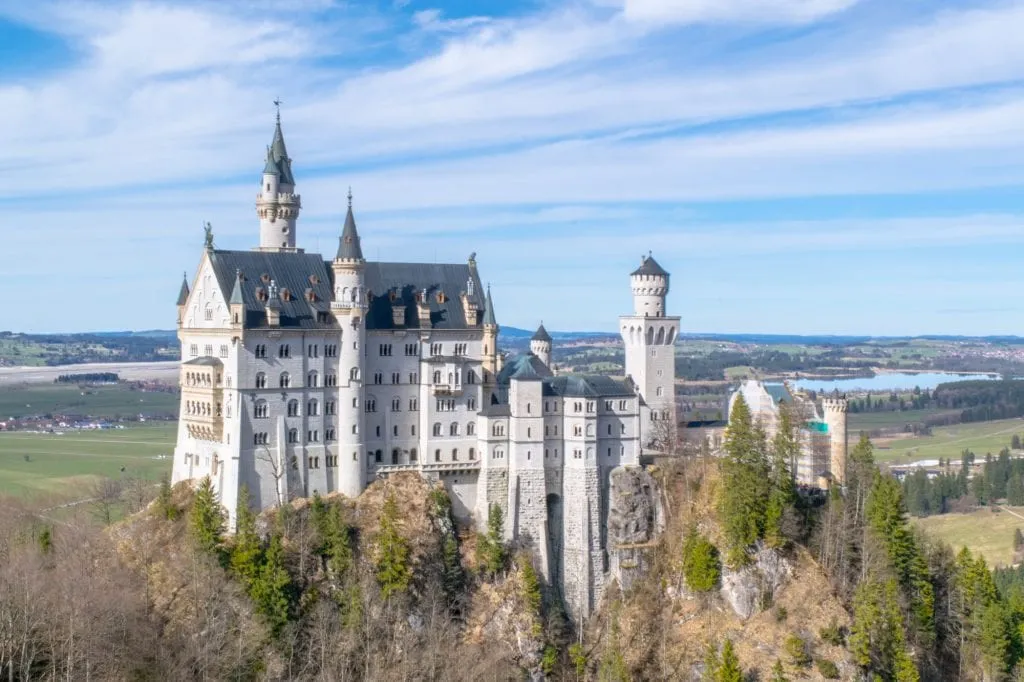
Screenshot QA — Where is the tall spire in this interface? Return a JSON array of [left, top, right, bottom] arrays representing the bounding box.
[[229, 269, 244, 305], [336, 189, 364, 261], [265, 103, 294, 185], [176, 272, 190, 306], [483, 284, 497, 326]]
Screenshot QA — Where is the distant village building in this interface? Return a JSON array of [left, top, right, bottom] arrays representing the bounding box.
[[170, 111, 678, 619]]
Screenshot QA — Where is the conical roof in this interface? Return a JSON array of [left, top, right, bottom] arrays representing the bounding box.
[[631, 252, 668, 277], [483, 285, 497, 326], [532, 323, 552, 343], [264, 118, 295, 185], [176, 273, 190, 306], [229, 270, 244, 305], [336, 200, 364, 261]]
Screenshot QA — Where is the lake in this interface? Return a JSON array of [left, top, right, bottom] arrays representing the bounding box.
[[792, 372, 1000, 393]]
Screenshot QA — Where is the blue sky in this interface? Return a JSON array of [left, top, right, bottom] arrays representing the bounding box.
[[2, 0, 1024, 335]]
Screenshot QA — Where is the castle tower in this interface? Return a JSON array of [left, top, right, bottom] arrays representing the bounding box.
[[256, 107, 302, 251], [618, 253, 681, 449], [331, 191, 366, 497], [530, 323, 552, 368], [506, 365, 549, 579], [822, 395, 848, 487], [482, 285, 500, 393]]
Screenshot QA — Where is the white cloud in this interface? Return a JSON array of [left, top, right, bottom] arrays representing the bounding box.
[[622, 0, 860, 24]]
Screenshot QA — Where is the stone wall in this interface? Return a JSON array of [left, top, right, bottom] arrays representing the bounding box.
[[607, 466, 662, 593]]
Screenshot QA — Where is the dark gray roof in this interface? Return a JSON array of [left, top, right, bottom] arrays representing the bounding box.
[[531, 324, 552, 343], [631, 253, 668, 277], [511, 360, 543, 382], [265, 119, 295, 185], [336, 204, 363, 261], [765, 383, 794, 405], [483, 285, 497, 326], [543, 374, 635, 398], [497, 353, 553, 384], [361, 261, 484, 331], [478, 403, 511, 417], [176, 274, 190, 306], [208, 250, 336, 329], [183, 356, 223, 367], [229, 269, 244, 305]]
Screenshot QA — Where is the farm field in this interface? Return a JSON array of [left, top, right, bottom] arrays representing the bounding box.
[[0, 383, 178, 419], [848, 408, 960, 432], [0, 423, 176, 498], [876, 418, 1023, 464], [914, 506, 1024, 568]]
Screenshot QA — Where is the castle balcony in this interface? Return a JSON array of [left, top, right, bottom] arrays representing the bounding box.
[[419, 461, 481, 474], [432, 384, 464, 397]]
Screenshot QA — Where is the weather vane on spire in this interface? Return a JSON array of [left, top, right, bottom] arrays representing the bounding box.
[[273, 98, 282, 123]]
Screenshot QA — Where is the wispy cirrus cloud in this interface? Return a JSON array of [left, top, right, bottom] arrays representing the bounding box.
[[1, 0, 1023, 335]]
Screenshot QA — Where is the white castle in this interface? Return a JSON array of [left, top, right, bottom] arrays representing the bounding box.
[[171, 113, 678, 618]]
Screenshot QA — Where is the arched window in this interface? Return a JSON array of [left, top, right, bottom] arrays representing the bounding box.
[[467, 422, 475, 436], [255, 372, 267, 389], [467, 369, 476, 384], [656, 386, 664, 397], [279, 372, 290, 388], [288, 428, 299, 444], [452, 448, 458, 461], [586, 423, 594, 437], [254, 400, 268, 419], [433, 370, 441, 384], [469, 447, 475, 460], [287, 399, 299, 417], [307, 399, 319, 416], [391, 448, 399, 464], [656, 327, 665, 344], [434, 449, 441, 462], [433, 423, 442, 437], [646, 327, 654, 344], [410, 448, 418, 462], [350, 367, 360, 381], [307, 371, 319, 387], [450, 422, 459, 436]]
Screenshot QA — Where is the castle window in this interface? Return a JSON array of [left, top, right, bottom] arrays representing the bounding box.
[[545, 426, 549, 436], [307, 399, 319, 416], [375, 450, 382, 463], [350, 367, 360, 381], [527, 427, 531, 438], [527, 451, 531, 460], [391, 398, 401, 411], [325, 344, 337, 357], [392, 372, 400, 384], [469, 448, 475, 460], [278, 344, 290, 358], [352, 424, 358, 435], [288, 428, 299, 444], [204, 344, 213, 357], [586, 424, 594, 437], [574, 425, 582, 437], [433, 370, 442, 384], [409, 398, 419, 411], [353, 397, 358, 408], [379, 344, 392, 357], [279, 372, 291, 388], [204, 305, 213, 321], [308, 371, 319, 387], [433, 423, 442, 437], [308, 430, 319, 443], [255, 344, 267, 358], [365, 399, 376, 413], [391, 448, 399, 464], [393, 425, 398, 436], [255, 372, 267, 389], [254, 432, 269, 445], [254, 400, 268, 419], [287, 399, 299, 417], [656, 386, 664, 397], [374, 373, 383, 385], [435, 449, 441, 462], [326, 429, 336, 442], [526, 403, 531, 414], [450, 422, 459, 436], [454, 343, 466, 356], [468, 398, 477, 411], [405, 343, 418, 356], [607, 447, 612, 457], [308, 344, 319, 357], [430, 343, 442, 357], [621, 423, 626, 435], [607, 424, 612, 435], [325, 374, 337, 387], [219, 345, 228, 358], [466, 370, 476, 384], [411, 424, 417, 436], [409, 372, 418, 384], [467, 423, 475, 436], [410, 448, 418, 462]]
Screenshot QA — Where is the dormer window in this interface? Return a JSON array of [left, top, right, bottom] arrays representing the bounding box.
[[260, 274, 271, 284], [280, 288, 291, 302], [305, 288, 316, 302], [436, 292, 447, 304], [308, 274, 320, 285]]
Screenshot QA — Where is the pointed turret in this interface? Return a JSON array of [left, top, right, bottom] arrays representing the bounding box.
[[230, 269, 244, 305], [531, 323, 551, 343], [530, 322, 552, 368], [176, 272, 190, 306], [336, 189, 364, 261], [257, 105, 301, 251], [483, 285, 497, 327]]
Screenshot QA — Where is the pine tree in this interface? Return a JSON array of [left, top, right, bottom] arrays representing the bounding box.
[[682, 528, 721, 592], [716, 639, 743, 682], [251, 533, 292, 636], [478, 503, 507, 577], [157, 476, 178, 520], [702, 642, 720, 682], [766, 404, 799, 547], [375, 492, 412, 599], [1008, 474, 1024, 506], [189, 476, 225, 554], [719, 394, 770, 566], [230, 486, 262, 589]]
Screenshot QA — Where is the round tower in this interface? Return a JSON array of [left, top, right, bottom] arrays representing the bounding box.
[[630, 251, 669, 318], [331, 192, 366, 497], [530, 323, 552, 368], [822, 395, 848, 487], [257, 109, 301, 251]]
